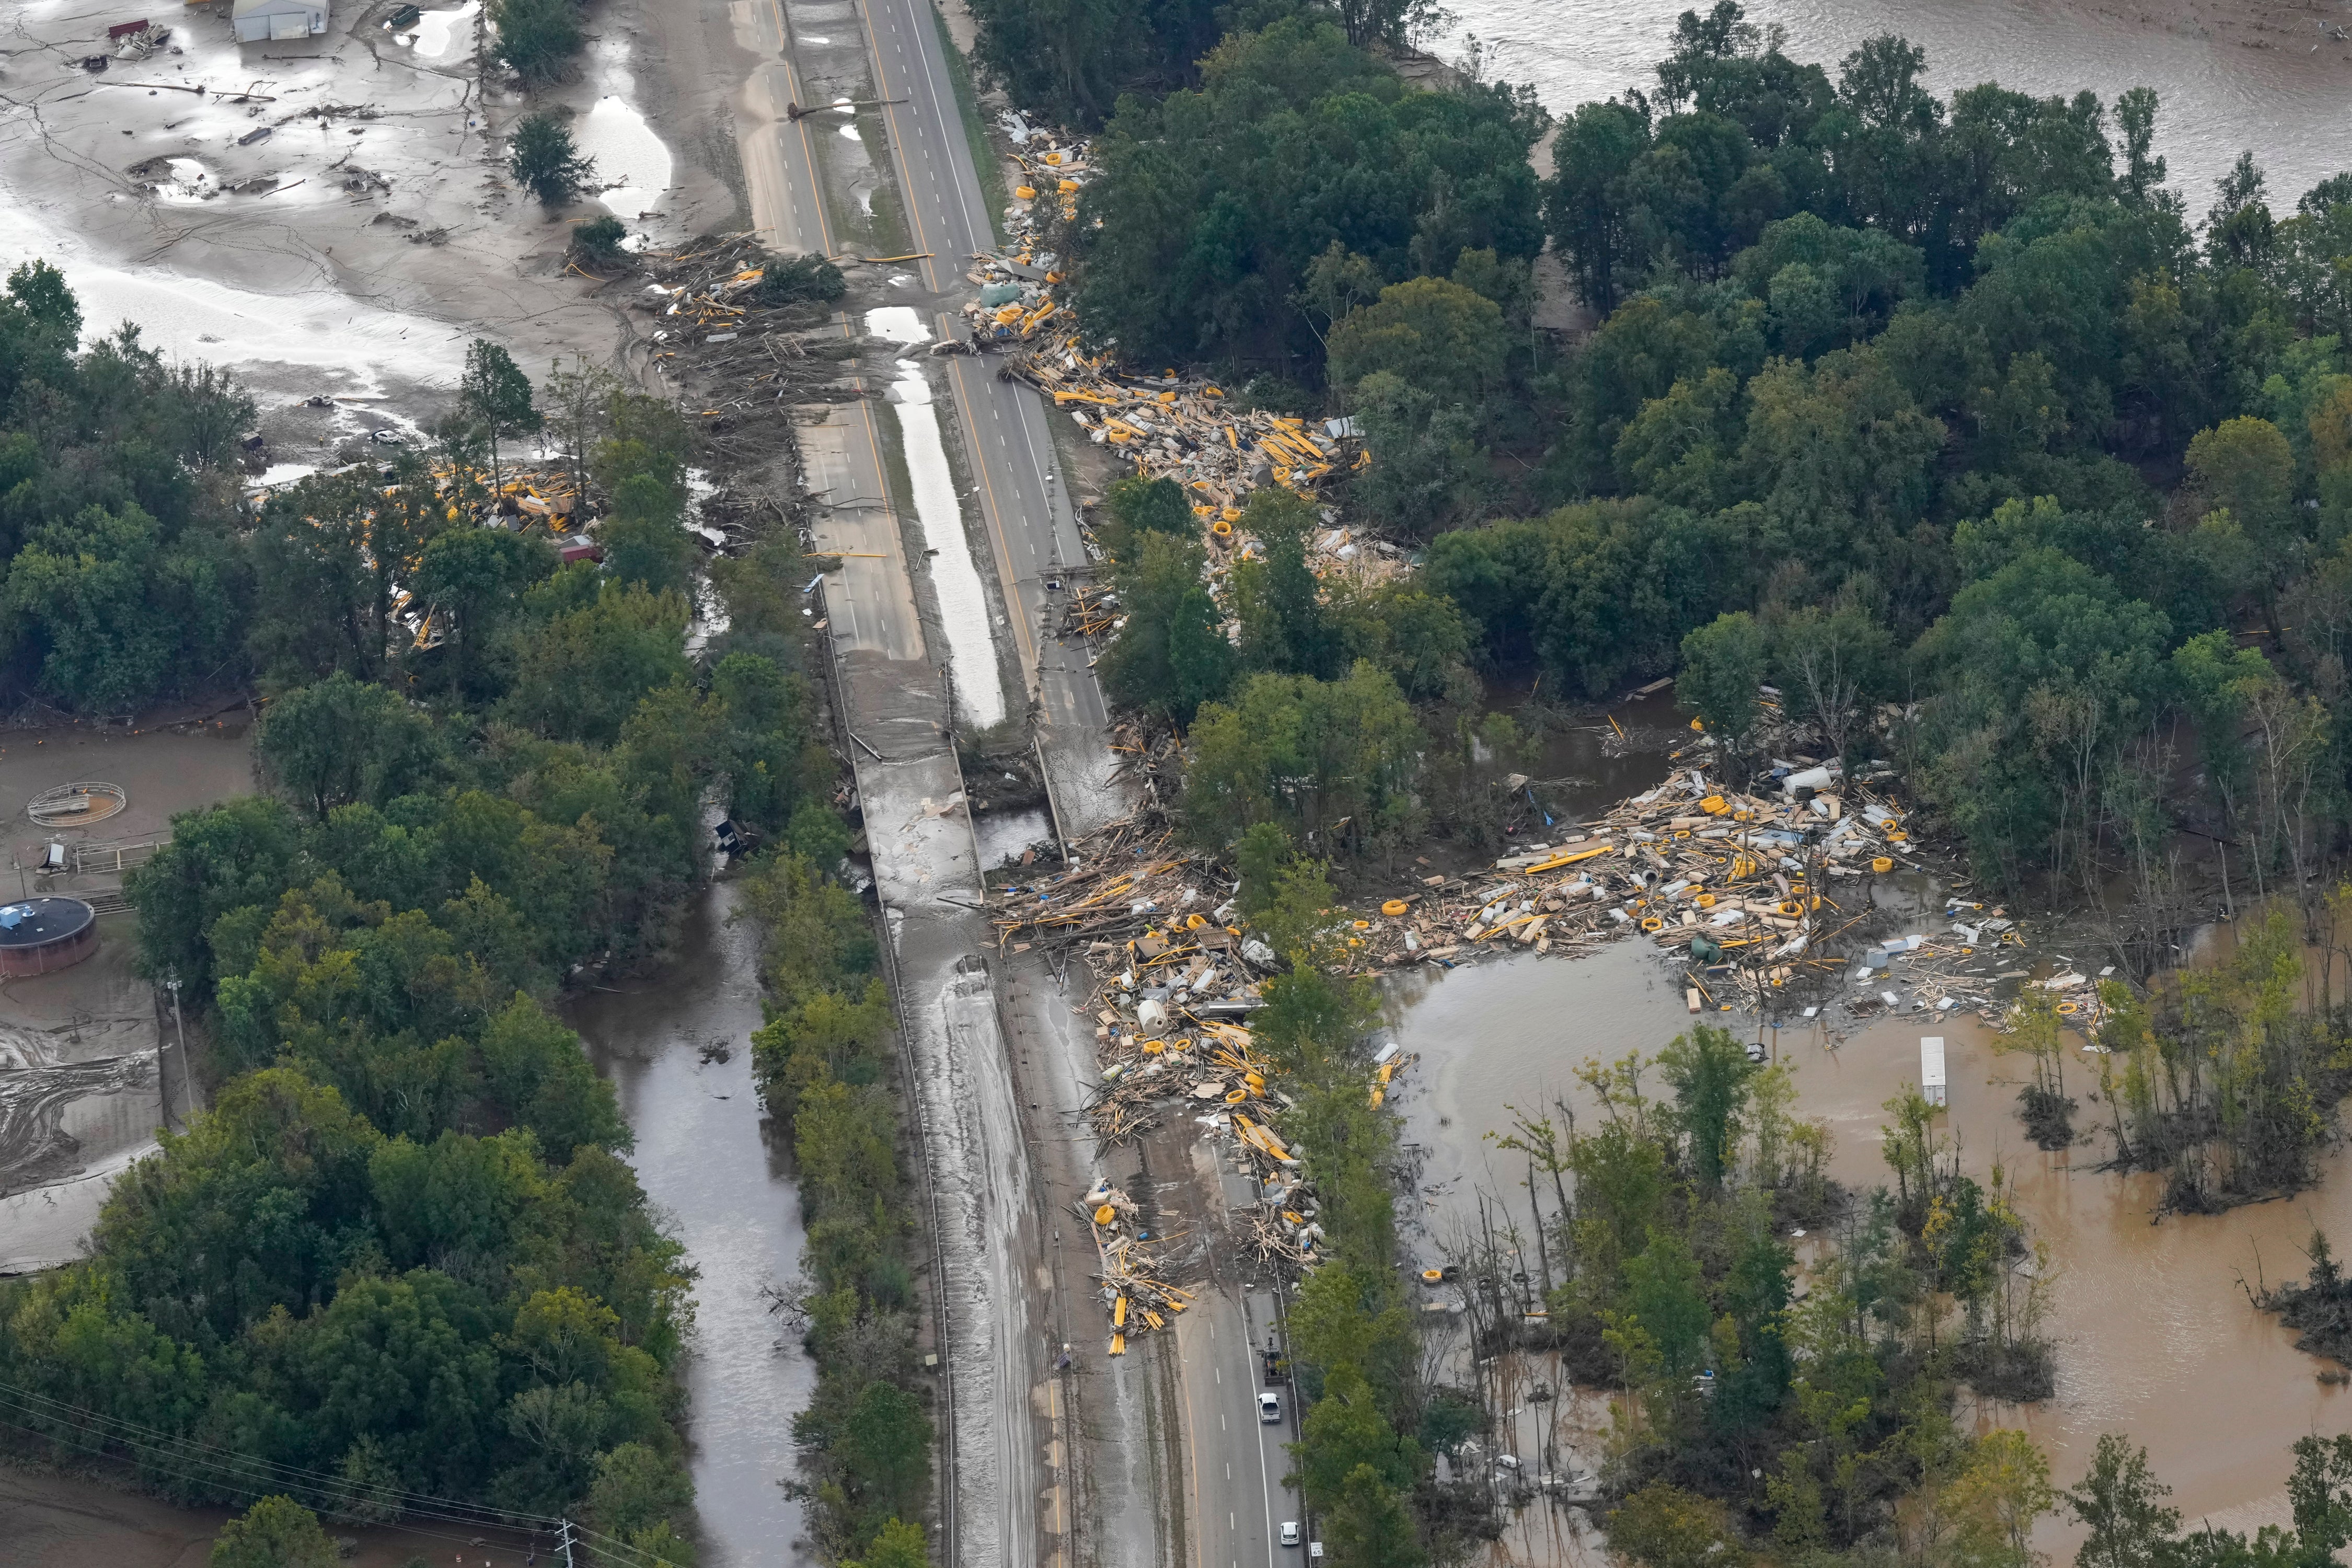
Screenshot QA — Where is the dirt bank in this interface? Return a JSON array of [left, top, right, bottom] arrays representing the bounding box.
[[0, 0, 740, 451]]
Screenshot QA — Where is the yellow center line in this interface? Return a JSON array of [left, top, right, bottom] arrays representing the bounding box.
[[856, 0, 942, 292], [1180, 1327, 1207, 1568], [771, 0, 837, 257]]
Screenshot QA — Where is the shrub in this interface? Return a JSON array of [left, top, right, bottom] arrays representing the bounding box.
[[572, 214, 630, 267], [490, 0, 582, 82], [760, 254, 847, 305], [508, 111, 594, 207]]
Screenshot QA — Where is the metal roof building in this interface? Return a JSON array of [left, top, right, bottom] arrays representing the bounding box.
[[232, 0, 328, 43]]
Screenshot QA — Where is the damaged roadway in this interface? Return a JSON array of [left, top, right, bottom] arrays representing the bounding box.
[[728, 0, 1161, 1563]]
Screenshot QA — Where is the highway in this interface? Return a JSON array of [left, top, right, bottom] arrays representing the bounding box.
[[852, 0, 1123, 831], [729, 1, 1284, 1562], [1179, 1284, 1307, 1568]]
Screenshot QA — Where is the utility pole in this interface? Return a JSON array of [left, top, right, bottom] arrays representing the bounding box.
[[163, 977, 185, 1132], [558, 1519, 574, 1568]]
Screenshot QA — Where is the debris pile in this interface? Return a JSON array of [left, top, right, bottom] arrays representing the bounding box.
[[110, 22, 169, 59], [1082, 1178, 1193, 1355], [964, 117, 1380, 599]]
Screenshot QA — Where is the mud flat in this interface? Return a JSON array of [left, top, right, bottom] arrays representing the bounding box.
[[0, 723, 255, 1274], [1387, 941, 2352, 1554], [0, 0, 736, 444]]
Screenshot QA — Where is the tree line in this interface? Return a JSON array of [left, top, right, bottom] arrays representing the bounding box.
[[1062, 4, 2352, 941], [739, 849, 937, 1567], [0, 267, 850, 1565]]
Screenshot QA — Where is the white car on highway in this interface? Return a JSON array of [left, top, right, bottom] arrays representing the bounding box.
[[1280, 1521, 1300, 1547], [1259, 1391, 1281, 1423]]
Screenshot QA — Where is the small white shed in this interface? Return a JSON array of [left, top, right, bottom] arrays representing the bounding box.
[[1920, 1035, 1947, 1108], [233, 0, 329, 43]]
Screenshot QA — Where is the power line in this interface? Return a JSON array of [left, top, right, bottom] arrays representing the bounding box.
[[0, 1408, 547, 1560], [0, 1381, 536, 1532], [0, 1383, 682, 1568]]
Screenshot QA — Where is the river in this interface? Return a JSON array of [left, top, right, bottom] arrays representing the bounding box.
[[1437, 0, 2350, 206], [567, 882, 818, 1568]]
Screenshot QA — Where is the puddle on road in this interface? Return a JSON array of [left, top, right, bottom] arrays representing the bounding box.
[[568, 883, 818, 1567], [402, 0, 480, 59], [973, 803, 1053, 870], [575, 95, 674, 226], [863, 307, 1007, 730], [1386, 937, 2352, 1552]]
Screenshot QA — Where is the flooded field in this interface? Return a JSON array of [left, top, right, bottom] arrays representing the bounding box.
[[1441, 0, 2350, 204], [566, 881, 820, 1568], [1385, 928, 2352, 1553], [0, 722, 251, 1274]]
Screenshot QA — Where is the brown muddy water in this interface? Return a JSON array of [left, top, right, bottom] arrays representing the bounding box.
[[566, 881, 820, 1568], [1440, 0, 2350, 206], [1386, 936, 2352, 1553]]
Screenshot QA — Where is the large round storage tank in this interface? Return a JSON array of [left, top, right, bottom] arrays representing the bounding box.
[[0, 897, 97, 976]]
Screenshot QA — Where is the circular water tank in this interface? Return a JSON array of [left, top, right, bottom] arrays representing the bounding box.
[[0, 897, 97, 976]]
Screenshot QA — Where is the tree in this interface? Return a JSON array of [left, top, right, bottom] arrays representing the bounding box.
[[1073, 18, 1544, 370], [1099, 531, 1232, 722], [572, 215, 630, 268], [4, 503, 209, 714], [1678, 611, 1770, 751], [760, 253, 847, 304], [1293, 1363, 1422, 1512], [508, 111, 594, 204], [1609, 1482, 1742, 1568], [840, 1379, 932, 1527], [461, 339, 544, 493], [257, 674, 439, 821], [2065, 1433, 2181, 1568], [1546, 100, 1652, 314], [412, 526, 557, 698], [1329, 276, 1509, 413], [586, 1441, 693, 1541], [492, 0, 583, 84], [1235, 490, 1343, 678], [2115, 87, 2167, 207], [1777, 603, 1890, 763], [1351, 372, 1495, 537], [1949, 1428, 2056, 1568], [1183, 663, 1426, 855], [1659, 1024, 1759, 1190], [209, 1495, 337, 1568], [1324, 1463, 1425, 1567], [1102, 474, 1194, 552], [844, 1519, 932, 1568]]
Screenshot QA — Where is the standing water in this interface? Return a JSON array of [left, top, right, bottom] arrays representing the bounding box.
[[567, 882, 817, 1567], [1437, 0, 2350, 207], [1386, 942, 2352, 1553]]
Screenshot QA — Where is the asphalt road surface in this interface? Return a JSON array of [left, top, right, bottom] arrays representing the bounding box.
[[1180, 1285, 1308, 1568], [854, 0, 1121, 827]]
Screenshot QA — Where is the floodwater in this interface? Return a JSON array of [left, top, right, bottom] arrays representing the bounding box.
[[1386, 936, 2352, 1552], [567, 882, 820, 1568], [0, 724, 251, 1273], [575, 95, 676, 225], [864, 307, 1009, 730], [1438, 0, 2350, 209]]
